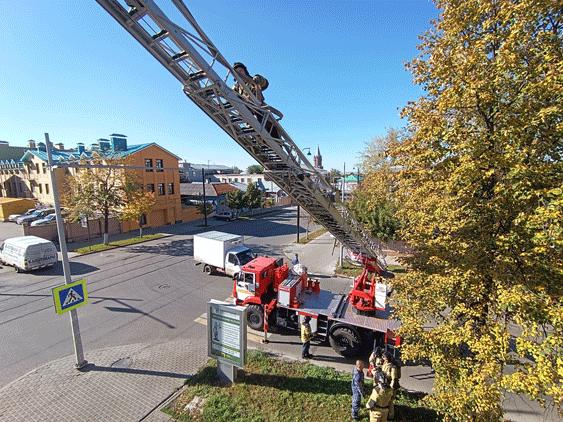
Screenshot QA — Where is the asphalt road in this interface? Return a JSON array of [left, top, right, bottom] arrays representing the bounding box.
[[0, 207, 317, 387]]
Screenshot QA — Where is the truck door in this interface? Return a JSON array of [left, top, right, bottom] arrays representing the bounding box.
[[225, 252, 240, 276], [235, 272, 256, 301]]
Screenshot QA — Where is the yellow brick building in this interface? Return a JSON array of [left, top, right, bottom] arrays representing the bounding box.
[[0, 135, 182, 230]]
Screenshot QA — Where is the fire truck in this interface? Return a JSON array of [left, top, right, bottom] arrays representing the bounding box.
[[95, 1, 401, 356], [233, 255, 398, 357]]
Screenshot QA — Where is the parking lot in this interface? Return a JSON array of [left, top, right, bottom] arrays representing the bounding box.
[[0, 221, 24, 243]]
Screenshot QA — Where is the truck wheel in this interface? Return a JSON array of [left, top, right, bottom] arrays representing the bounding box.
[[329, 326, 362, 357], [247, 304, 264, 331], [203, 264, 213, 275]]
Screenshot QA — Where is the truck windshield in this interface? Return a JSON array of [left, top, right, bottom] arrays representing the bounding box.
[[236, 250, 254, 265]]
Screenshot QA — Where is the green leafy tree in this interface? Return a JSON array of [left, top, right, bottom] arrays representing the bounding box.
[[246, 164, 264, 174], [196, 201, 213, 217], [391, 0, 562, 419], [226, 189, 246, 212], [348, 129, 401, 241], [244, 182, 262, 213]]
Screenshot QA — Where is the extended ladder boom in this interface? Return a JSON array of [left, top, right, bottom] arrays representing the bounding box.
[[96, 0, 387, 269]]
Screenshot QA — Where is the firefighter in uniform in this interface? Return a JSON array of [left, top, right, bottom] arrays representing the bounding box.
[[300, 316, 313, 359], [366, 369, 393, 422], [382, 351, 399, 420]]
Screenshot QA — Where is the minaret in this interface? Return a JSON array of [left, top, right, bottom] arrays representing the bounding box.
[[313, 145, 323, 169]]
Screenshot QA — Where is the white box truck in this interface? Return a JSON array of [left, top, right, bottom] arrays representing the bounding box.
[[193, 231, 255, 277]]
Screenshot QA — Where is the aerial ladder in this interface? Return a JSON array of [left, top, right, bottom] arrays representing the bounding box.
[[95, 0, 388, 274]]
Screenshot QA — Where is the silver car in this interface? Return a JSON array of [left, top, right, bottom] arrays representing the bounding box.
[[8, 208, 37, 222], [30, 213, 58, 227], [16, 209, 55, 225]]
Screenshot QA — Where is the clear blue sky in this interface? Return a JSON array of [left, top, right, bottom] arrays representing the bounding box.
[[0, 0, 437, 171]]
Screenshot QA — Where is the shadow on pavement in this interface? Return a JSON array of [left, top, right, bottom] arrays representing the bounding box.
[[92, 297, 176, 329], [83, 363, 189, 379], [32, 261, 99, 276], [127, 239, 194, 257]]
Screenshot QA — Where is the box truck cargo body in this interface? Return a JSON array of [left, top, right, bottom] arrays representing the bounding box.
[[193, 231, 254, 277]]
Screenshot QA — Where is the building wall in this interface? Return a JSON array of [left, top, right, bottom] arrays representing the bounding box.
[[124, 144, 182, 227], [218, 173, 267, 184], [0, 198, 37, 221]]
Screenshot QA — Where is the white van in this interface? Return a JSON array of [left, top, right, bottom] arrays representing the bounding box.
[[0, 236, 58, 272]]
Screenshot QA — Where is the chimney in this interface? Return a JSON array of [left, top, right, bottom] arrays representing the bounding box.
[[37, 142, 46, 152], [110, 134, 128, 152], [28, 139, 36, 149], [77, 143, 85, 154], [55, 142, 64, 150], [98, 138, 111, 152]]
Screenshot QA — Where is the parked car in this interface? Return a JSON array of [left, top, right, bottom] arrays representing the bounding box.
[[8, 208, 37, 222], [0, 236, 58, 272], [30, 213, 58, 227], [214, 210, 237, 221], [16, 208, 55, 225]]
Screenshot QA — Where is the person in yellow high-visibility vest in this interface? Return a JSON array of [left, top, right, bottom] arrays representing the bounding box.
[[300, 316, 313, 359]]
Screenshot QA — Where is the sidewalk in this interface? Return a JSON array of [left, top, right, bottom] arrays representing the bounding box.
[[0, 325, 208, 422], [282, 232, 340, 276]]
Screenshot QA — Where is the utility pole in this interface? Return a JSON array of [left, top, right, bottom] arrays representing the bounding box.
[[339, 162, 346, 267], [45, 134, 87, 369], [296, 205, 300, 243], [202, 167, 208, 227]]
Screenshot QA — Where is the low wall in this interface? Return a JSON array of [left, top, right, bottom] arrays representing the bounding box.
[[24, 217, 122, 243]]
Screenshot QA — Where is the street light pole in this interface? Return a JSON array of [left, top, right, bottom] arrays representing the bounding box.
[[339, 162, 345, 267], [296, 205, 300, 243], [45, 133, 87, 369], [201, 167, 208, 227]]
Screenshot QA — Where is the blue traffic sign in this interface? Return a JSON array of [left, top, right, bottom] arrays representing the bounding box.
[[52, 279, 88, 314]]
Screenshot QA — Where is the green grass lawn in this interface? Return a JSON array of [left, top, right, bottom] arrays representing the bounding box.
[[336, 261, 406, 278], [73, 234, 165, 254], [163, 351, 439, 422], [296, 227, 327, 244]]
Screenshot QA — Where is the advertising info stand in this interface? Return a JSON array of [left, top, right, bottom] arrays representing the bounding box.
[[207, 300, 247, 383]]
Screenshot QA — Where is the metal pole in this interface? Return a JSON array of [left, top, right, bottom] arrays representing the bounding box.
[[201, 167, 208, 227], [340, 163, 346, 267], [296, 205, 300, 243], [45, 134, 87, 369], [357, 167, 360, 186]]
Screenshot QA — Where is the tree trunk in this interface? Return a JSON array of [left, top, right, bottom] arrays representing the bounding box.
[[103, 208, 109, 245], [86, 219, 91, 243], [139, 225, 143, 238]]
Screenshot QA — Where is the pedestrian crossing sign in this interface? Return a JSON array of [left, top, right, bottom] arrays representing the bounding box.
[[52, 279, 88, 314]]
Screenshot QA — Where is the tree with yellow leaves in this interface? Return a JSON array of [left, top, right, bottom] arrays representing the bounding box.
[[120, 177, 156, 238], [391, 0, 562, 419]]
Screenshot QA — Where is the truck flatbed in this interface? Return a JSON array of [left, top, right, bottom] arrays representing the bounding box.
[[277, 288, 399, 334]]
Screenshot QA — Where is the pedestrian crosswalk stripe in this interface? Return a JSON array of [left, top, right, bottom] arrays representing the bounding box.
[[62, 288, 83, 307]]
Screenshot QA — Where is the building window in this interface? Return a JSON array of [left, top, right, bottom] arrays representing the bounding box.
[[146, 184, 155, 193], [39, 184, 43, 194], [167, 183, 174, 195], [35, 163, 40, 173], [145, 158, 153, 172], [45, 184, 49, 194], [156, 159, 164, 172], [157, 183, 165, 196], [42, 163, 47, 174]]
